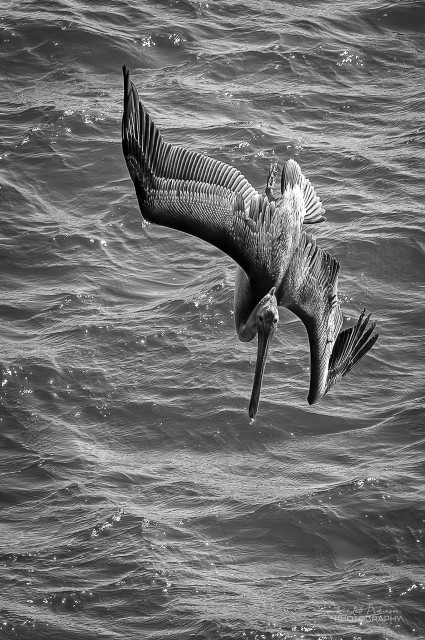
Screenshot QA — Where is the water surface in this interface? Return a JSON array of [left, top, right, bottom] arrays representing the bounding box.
[[1, 1, 425, 638]]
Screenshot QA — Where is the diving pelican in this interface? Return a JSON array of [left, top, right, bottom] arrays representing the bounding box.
[[121, 66, 378, 419]]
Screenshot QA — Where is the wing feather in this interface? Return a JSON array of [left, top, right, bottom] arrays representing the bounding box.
[[122, 65, 274, 276], [278, 232, 378, 403]]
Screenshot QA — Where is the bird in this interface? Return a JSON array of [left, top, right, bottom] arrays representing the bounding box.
[[121, 65, 378, 419]]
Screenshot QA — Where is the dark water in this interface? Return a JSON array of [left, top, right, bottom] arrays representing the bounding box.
[[1, 1, 424, 638]]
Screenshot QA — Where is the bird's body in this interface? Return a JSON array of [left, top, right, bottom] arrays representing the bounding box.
[[122, 66, 378, 418]]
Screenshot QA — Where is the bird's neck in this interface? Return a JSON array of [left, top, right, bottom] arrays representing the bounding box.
[[237, 306, 259, 342]]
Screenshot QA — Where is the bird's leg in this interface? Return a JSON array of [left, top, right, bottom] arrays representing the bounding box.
[[265, 160, 278, 202]]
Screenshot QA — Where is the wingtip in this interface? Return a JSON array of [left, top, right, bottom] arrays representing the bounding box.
[[122, 65, 131, 115], [325, 308, 379, 395], [123, 65, 132, 93], [122, 64, 130, 86]]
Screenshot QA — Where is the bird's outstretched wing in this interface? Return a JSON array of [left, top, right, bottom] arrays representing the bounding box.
[[122, 66, 281, 279], [278, 232, 378, 404]]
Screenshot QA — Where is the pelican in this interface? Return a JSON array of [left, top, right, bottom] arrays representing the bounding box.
[[121, 66, 378, 419]]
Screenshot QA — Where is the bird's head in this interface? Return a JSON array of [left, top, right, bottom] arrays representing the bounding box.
[[256, 287, 279, 332], [249, 287, 279, 420]]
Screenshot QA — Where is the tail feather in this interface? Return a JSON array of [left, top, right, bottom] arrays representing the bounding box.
[[281, 158, 302, 191], [281, 159, 326, 224], [325, 310, 378, 394]]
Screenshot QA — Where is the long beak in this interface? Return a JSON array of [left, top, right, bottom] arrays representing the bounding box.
[[248, 323, 275, 420]]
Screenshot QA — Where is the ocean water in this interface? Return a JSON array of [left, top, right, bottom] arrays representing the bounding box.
[[1, 0, 424, 638]]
